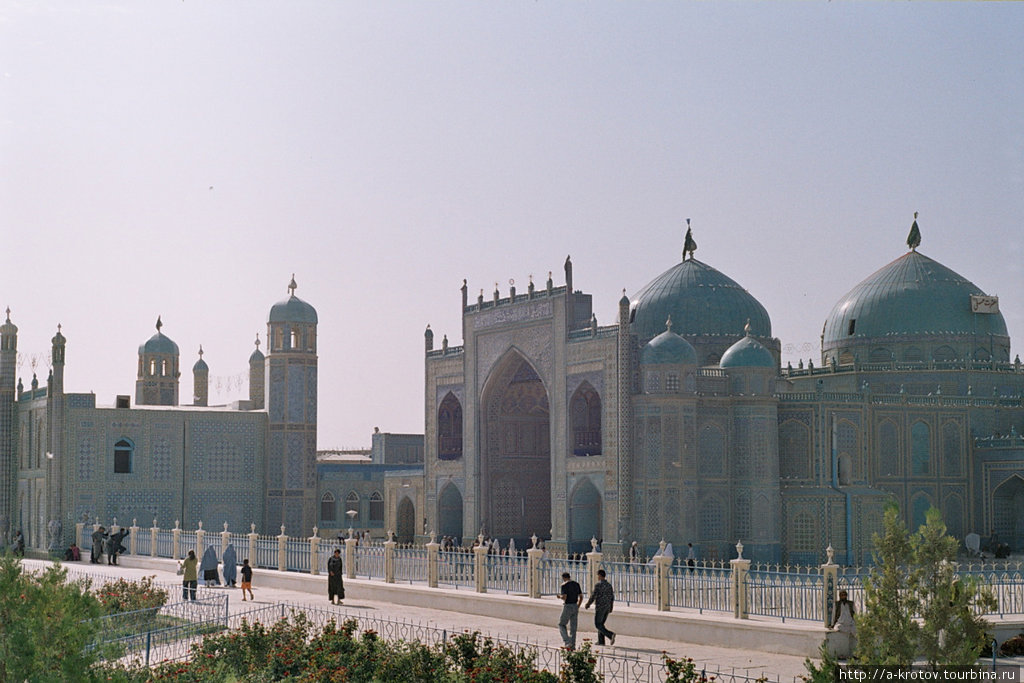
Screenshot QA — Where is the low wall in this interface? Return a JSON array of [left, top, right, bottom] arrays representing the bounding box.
[[121, 555, 830, 656]]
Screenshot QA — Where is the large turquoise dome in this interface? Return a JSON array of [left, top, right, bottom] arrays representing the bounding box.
[[822, 250, 1009, 363], [269, 294, 318, 324], [630, 258, 771, 343], [139, 331, 178, 355]]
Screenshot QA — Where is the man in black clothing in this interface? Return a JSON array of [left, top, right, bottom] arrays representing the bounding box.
[[557, 571, 583, 649], [585, 569, 615, 646]]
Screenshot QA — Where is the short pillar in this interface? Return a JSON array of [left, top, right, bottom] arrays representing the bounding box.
[[426, 532, 440, 588], [655, 552, 673, 611], [821, 545, 838, 628], [473, 536, 489, 593], [195, 524, 206, 557], [310, 529, 321, 576], [247, 523, 259, 566], [172, 521, 182, 561], [345, 536, 357, 579], [527, 536, 543, 599], [129, 519, 140, 555], [384, 534, 396, 583], [277, 526, 287, 572], [731, 541, 750, 619], [586, 538, 603, 591], [75, 522, 84, 550], [150, 521, 159, 558], [221, 522, 231, 558]]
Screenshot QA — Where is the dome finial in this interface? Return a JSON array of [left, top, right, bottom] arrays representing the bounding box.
[[744, 318, 751, 336], [254, 334, 261, 350], [198, 345, 204, 359], [156, 315, 163, 333], [665, 315, 673, 332], [683, 218, 697, 261], [288, 274, 297, 296], [907, 212, 921, 251]]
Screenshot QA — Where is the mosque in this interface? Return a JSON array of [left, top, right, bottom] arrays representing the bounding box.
[[421, 217, 1024, 564], [2, 218, 1023, 564]]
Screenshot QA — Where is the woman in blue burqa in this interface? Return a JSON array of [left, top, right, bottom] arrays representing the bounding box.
[[200, 546, 220, 587], [221, 544, 238, 587]]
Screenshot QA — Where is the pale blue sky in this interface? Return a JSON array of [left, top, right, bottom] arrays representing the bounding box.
[[2, 2, 1022, 447]]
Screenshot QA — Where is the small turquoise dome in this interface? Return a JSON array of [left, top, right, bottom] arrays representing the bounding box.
[[822, 250, 1008, 354], [249, 347, 265, 363], [193, 357, 208, 372], [630, 258, 771, 343], [139, 320, 179, 356], [720, 331, 774, 368], [269, 276, 318, 324], [641, 324, 698, 365]]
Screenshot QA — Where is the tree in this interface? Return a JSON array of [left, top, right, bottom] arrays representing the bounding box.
[[855, 503, 995, 667], [0, 554, 105, 682]]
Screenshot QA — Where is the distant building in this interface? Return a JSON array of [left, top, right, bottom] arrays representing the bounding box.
[[422, 218, 1024, 562]]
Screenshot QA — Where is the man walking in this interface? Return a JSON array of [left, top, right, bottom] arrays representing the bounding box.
[[327, 548, 345, 604], [585, 569, 615, 646], [557, 571, 583, 649]]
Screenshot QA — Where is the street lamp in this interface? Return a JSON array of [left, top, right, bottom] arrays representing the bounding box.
[[346, 509, 357, 539]]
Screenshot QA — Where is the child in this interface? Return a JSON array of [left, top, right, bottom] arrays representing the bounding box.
[[240, 559, 254, 601]]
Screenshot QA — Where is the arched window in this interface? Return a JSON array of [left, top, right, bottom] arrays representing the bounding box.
[[320, 492, 336, 523], [161, 360, 168, 377], [570, 383, 602, 456], [792, 511, 816, 552], [933, 346, 957, 362], [942, 422, 962, 476], [290, 329, 300, 349], [878, 420, 900, 476], [911, 422, 931, 476], [437, 393, 463, 460], [149, 359, 157, 376], [779, 419, 810, 479], [345, 491, 360, 523], [369, 491, 384, 524], [911, 494, 931, 532], [114, 438, 134, 474], [697, 424, 725, 476], [869, 348, 893, 363]]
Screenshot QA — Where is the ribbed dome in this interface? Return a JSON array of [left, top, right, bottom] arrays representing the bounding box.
[[641, 327, 698, 365], [630, 258, 771, 342], [193, 357, 208, 372], [822, 250, 1007, 352], [269, 294, 318, 324], [139, 331, 179, 356], [720, 332, 774, 368]]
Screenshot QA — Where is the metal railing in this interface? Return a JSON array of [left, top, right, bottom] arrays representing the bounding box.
[[745, 570, 823, 622], [670, 564, 733, 613]]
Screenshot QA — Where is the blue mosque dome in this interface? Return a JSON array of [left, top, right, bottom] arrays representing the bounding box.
[[720, 325, 775, 368], [192, 346, 208, 372], [139, 317, 179, 355], [269, 275, 318, 324], [249, 336, 265, 363], [640, 319, 698, 365], [823, 246, 1007, 362], [630, 257, 771, 343]]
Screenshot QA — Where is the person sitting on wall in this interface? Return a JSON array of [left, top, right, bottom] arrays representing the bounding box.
[[63, 542, 81, 561]]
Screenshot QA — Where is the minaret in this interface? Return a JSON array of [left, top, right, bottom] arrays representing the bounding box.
[[265, 275, 318, 534], [0, 309, 18, 542], [136, 316, 180, 406], [46, 325, 67, 549], [248, 335, 265, 410], [192, 346, 208, 407]]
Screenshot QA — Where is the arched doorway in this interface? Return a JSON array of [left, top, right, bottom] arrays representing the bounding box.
[[482, 355, 550, 546], [396, 497, 415, 544], [993, 476, 1024, 551], [568, 478, 601, 554], [438, 484, 463, 544]]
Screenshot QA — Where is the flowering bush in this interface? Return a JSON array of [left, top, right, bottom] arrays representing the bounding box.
[[663, 654, 716, 683], [95, 575, 168, 614]]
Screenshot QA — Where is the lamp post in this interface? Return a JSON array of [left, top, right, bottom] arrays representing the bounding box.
[[346, 509, 357, 539]]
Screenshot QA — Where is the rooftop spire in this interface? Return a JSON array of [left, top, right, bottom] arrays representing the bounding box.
[[288, 274, 298, 296], [683, 218, 697, 260], [665, 315, 673, 332], [156, 315, 163, 332], [907, 211, 921, 251], [254, 334, 261, 350]]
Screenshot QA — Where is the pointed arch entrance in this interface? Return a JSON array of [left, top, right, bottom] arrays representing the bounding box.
[[482, 354, 551, 545], [568, 478, 602, 554], [396, 497, 415, 544], [993, 475, 1024, 551], [438, 484, 463, 543]]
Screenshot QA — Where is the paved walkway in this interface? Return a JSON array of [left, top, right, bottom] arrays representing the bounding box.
[[25, 557, 815, 680]]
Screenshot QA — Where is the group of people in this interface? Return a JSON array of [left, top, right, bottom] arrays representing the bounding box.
[[9, 530, 24, 556], [557, 569, 617, 649], [177, 545, 254, 601], [89, 526, 129, 565]]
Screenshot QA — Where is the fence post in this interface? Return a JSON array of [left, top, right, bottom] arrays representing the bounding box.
[[527, 534, 543, 599], [731, 540, 750, 619], [75, 522, 84, 550], [172, 520, 181, 560], [586, 537, 603, 592], [654, 540, 673, 612], [129, 518, 139, 555], [473, 534, 489, 593], [277, 525, 287, 572], [310, 528, 321, 576], [385, 531, 396, 583], [345, 535, 357, 579], [821, 544, 838, 628], [247, 523, 259, 567], [196, 521, 206, 556], [426, 532, 440, 588], [150, 520, 159, 557], [221, 522, 230, 558]]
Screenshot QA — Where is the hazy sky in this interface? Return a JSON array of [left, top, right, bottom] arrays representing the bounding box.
[[2, 2, 1022, 448]]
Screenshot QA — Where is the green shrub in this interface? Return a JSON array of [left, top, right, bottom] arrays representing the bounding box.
[[998, 634, 1024, 657], [96, 575, 168, 614]]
